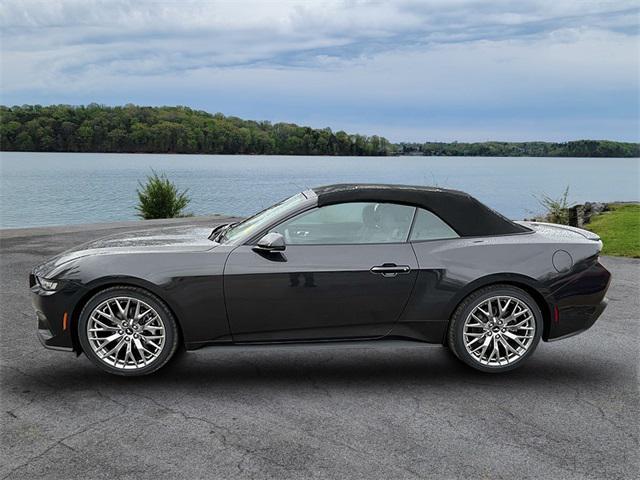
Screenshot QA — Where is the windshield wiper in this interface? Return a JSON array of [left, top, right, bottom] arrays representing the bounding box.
[[208, 223, 230, 241], [208, 222, 237, 242]]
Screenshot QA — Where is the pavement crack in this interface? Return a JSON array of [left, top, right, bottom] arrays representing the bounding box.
[[94, 389, 129, 410], [571, 389, 640, 446], [128, 392, 233, 445], [0, 364, 58, 390], [1, 413, 124, 480]]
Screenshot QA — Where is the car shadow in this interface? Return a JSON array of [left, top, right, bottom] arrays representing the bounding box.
[[7, 345, 624, 394]]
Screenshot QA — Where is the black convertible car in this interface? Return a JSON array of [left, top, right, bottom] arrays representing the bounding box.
[[31, 184, 610, 376]]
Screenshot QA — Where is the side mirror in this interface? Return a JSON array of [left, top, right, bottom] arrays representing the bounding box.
[[253, 232, 286, 252]]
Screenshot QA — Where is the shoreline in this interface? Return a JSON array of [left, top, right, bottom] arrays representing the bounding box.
[[2, 151, 640, 159], [0, 215, 236, 240]]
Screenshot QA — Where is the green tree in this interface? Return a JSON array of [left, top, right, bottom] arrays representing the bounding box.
[[1, 104, 638, 157], [136, 170, 191, 219]]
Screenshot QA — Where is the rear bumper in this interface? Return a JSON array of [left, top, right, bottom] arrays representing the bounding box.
[[546, 297, 608, 342], [544, 259, 611, 341]]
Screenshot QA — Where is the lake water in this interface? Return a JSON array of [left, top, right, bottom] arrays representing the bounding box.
[[0, 152, 638, 229]]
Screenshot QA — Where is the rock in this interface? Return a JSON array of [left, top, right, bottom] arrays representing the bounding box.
[[568, 202, 608, 227], [529, 202, 610, 227]]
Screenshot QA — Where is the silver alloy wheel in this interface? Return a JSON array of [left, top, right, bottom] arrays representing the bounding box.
[[463, 295, 536, 367], [86, 296, 166, 369]]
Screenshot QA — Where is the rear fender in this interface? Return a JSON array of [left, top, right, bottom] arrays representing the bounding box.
[[443, 273, 554, 340]]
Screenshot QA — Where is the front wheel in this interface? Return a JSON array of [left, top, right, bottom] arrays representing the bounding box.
[[78, 286, 179, 376], [448, 285, 542, 373]]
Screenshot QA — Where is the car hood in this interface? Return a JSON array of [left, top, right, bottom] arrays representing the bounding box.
[[34, 225, 219, 276]]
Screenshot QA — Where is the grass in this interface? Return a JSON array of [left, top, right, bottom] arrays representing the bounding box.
[[586, 203, 640, 258]]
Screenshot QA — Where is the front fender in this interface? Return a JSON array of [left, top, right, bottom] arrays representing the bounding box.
[[54, 251, 233, 348]]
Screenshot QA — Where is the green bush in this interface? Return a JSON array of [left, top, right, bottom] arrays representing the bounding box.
[[136, 170, 191, 219], [535, 186, 571, 225]]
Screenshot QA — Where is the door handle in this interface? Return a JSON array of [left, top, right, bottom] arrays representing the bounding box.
[[370, 264, 411, 277]]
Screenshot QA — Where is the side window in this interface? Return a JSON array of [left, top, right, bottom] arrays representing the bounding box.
[[409, 208, 459, 241], [270, 202, 415, 245]]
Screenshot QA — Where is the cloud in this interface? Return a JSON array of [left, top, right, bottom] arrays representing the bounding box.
[[1, 0, 638, 141]]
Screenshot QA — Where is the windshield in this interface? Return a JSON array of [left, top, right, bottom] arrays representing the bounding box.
[[221, 192, 307, 243]]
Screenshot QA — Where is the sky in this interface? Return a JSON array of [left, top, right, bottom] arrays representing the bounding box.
[[1, 0, 639, 142]]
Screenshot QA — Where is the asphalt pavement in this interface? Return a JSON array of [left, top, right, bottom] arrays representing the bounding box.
[[1, 218, 638, 479]]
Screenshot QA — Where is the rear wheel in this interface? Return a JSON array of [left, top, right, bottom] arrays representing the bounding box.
[[448, 285, 542, 373], [78, 286, 179, 376]]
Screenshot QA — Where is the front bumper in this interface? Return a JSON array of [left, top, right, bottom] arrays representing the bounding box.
[[30, 273, 84, 352], [36, 310, 73, 352]]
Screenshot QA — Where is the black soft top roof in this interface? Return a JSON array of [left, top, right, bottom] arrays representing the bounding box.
[[312, 184, 529, 237]]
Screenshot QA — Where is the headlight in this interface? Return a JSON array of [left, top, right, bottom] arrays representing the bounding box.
[[36, 276, 59, 291]]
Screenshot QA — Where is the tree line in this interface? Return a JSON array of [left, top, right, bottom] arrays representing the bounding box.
[[1, 104, 638, 157], [396, 140, 639, 158], [0, 104, 392, 156]]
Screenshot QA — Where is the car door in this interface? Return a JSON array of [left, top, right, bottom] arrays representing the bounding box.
[[223, 202, 419, 342]]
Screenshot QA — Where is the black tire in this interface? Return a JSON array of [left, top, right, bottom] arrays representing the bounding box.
[[78, 286, 179, 376], [447, 285, 542, 373]]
